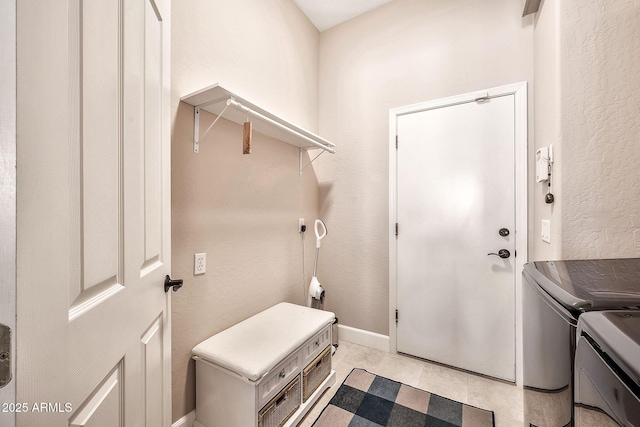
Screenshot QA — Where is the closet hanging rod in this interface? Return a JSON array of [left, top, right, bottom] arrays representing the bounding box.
[[225, 99, 335, 154]]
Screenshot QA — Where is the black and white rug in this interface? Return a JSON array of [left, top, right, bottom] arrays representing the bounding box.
[[312, 368, 495, 427]]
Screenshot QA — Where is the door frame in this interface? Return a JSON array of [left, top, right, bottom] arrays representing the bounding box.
[[388, 82, 528, 386], [0, 0, 16, 424]]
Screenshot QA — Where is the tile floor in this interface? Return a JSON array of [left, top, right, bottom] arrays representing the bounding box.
[[299, 340, 525, 427]]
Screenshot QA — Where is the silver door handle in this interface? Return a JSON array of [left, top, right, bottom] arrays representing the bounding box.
[[488, 249, 510, 259]]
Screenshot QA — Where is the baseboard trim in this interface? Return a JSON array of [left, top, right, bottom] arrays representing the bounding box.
[[338, 324, 389, 352], [172, 410, 196, 427]]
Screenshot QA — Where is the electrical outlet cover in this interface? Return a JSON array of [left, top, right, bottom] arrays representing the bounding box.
[[195, 253, 206, 275]]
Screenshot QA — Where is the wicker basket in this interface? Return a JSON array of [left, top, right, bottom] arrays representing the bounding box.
[[303, 345, 331, 402], [258, 375, 301, 427]]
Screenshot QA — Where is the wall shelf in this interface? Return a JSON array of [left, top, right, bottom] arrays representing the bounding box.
[[180, 84, 336, 163]]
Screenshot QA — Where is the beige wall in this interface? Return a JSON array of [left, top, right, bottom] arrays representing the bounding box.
[[316, 0, 534, 336], [170, 0, 320, 421], [172, 0, 319, 131], [532, 0, 563, 260]]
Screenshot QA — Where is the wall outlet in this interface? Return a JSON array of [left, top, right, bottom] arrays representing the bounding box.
[[298, 218, 305, 233], [194, 253, 206, 275]]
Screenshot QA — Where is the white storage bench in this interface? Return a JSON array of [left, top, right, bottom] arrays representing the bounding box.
[[192, 303, 336, 427]]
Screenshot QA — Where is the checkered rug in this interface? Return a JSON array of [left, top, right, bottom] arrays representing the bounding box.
[[312, 368, 495, 427]]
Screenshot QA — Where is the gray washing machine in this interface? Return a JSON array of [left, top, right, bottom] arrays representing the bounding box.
[[575, 310, 640, 426], [523, 259, 640, 426]]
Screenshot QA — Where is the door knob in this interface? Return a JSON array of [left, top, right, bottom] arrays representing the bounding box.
[[487, 249, 511, 259], [164, 275, 183, 292]]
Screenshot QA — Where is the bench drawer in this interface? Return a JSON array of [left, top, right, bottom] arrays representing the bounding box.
[[301, 325, 331, 367], [258, 350, 301, 409]]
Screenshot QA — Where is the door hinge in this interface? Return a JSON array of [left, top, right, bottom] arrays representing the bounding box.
[[395, 309, 399, 324], [0, 323, 10, 388], [395, 223, 398, 237], [395, 135, 398, 150]]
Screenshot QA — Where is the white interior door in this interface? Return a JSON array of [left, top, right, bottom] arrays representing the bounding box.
[[395, 94, 516, 381], [17, 0, 171, 425]]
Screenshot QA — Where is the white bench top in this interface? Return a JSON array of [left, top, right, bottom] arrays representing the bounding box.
[[192, 303, 335, 382]]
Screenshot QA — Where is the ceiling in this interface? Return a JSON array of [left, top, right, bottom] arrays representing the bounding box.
[[293, 0, 395, 32]]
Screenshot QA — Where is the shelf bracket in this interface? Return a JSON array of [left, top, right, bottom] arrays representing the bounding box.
[[299, 148, 326, 176], [193, 100, 232, 153]]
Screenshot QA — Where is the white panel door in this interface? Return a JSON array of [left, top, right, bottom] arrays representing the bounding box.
[[16, 0, 171, 425], [396, 95, 516, 381]]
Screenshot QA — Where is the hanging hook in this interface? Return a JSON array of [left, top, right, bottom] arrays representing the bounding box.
[[545, 162, 554, 204]]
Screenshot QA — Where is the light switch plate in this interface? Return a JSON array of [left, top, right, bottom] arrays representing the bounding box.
[[541, 220, 551, 243]]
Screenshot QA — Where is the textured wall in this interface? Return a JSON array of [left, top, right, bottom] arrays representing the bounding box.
[[170, 0, 320, 421], [317, 0, 533, 336], [561, 0, 640, 258]]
